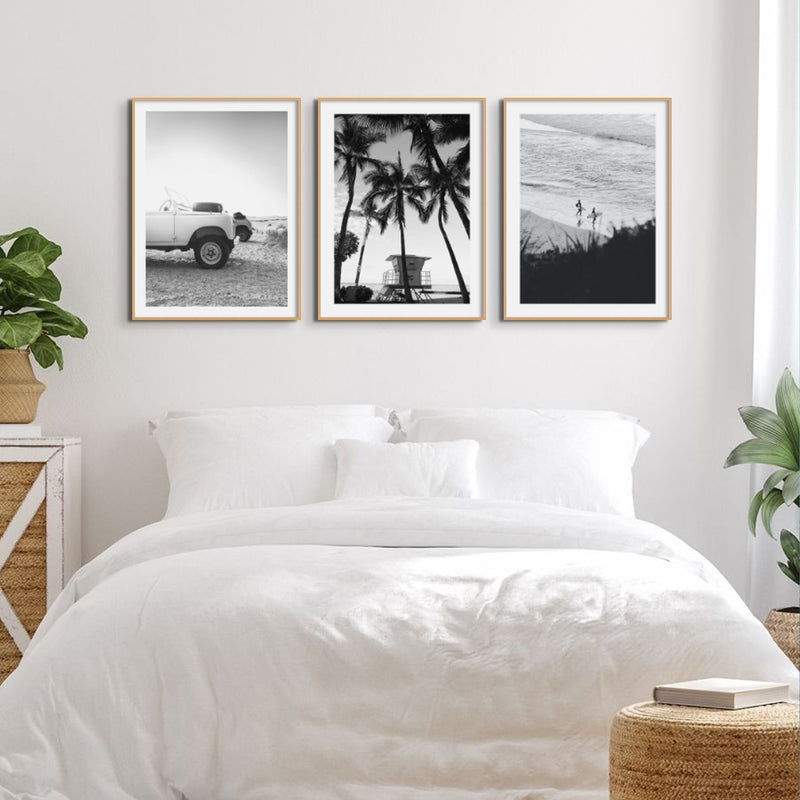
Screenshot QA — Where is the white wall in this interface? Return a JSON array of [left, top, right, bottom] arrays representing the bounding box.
[[1, 0, 760, 596]]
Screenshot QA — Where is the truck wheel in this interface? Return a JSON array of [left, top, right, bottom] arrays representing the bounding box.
[[194, 237, 229, 269], [236, 227, 251, 242]]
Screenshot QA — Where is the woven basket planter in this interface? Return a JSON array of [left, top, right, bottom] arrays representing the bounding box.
[[765, 607, 799, 668], [609, 702, 800, 799], [0, 350, 45, 423]]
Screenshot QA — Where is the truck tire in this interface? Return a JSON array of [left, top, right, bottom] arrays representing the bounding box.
[[236, 227, 251, 242], [194, 237, 230, 269]]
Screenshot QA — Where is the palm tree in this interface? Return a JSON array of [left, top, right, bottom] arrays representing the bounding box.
[[436, 115, 470, 178], [361, 114, 471, 238], [413, 158, 470, 304], [333, 116, 385, 294], [363, 152, 427, 303], [353, 196, 386, 287]]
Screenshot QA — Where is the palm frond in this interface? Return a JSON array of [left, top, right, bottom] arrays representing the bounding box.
[[406, 193, 427, 220], [453, 142, 470, 176], [434, 114, 470, 145], [419, 197, 436, 224]]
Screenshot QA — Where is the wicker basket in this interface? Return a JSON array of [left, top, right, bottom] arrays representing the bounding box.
[[609, 701, 800, 799], [0, 350, 45, 423], [0, 461, 48, 683], [765, 608, 799, 668]]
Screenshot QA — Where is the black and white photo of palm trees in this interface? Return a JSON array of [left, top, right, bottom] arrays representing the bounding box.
[[319, 100, 485, 320], [504, 98, 671, 321]]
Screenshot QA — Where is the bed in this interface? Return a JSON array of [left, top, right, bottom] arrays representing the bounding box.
[[0, 407, 795, 799]]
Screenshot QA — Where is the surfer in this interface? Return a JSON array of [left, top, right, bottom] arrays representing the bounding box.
[[575, 199, 583, 217], [589, 207, 599, 229]]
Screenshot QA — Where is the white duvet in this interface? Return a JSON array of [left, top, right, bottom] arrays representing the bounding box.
[[0, 498, 796, 800]]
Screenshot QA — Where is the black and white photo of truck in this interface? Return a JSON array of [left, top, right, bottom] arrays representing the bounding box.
[[147, 189, 236, 269]]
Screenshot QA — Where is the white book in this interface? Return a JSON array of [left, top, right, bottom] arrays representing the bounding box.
[[654, 678, 790, 709], [0, 424, 42, 438]]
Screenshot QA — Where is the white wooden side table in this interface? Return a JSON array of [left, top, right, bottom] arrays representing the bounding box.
[[0, 437, 81, 683]]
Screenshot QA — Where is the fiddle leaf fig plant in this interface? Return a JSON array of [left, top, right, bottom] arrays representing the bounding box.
[[0, 228, 87, 369], [724, 368, 800, 585]]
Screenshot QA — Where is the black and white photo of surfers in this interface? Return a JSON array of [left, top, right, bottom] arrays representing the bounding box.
[[318, 99, 485, 320], [504, 99, 671, 320], [132, 99, 299, 320]]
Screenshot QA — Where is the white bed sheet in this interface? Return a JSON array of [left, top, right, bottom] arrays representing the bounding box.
[[0, 498, 796, 799]]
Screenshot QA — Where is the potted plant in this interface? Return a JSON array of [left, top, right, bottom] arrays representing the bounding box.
[[0, 228, 87, 423], [724, 368, 799, 666]]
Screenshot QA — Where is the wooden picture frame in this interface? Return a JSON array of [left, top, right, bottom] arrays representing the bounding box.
[[318, 98, 486, 321], [131, 98, 301, 320], [504, 98, 672, 321]]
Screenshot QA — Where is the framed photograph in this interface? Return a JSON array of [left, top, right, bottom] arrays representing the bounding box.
[[132, 98, 300, 320], [504, 98, 671, 320], [318, 98, 485, 320]]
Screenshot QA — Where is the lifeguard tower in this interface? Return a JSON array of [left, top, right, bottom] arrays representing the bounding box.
[[377, 255, 432, 302]]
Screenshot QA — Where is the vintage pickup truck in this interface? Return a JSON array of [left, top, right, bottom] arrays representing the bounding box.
[[146, 189, 236, 268]]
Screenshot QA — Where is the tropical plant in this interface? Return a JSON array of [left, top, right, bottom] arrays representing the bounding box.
[[0, 228, 87, 369], [333, 231, 360, 263], [363, 152, 428, 303], [353, 197, 387, 287], [413, 157, 470, 304], [362, 114, 471, 238], [333, 116, 385, 294], [724, 368, 799, 585]]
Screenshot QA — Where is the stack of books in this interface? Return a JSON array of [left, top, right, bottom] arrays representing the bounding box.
[[653, 678, 790, 710]]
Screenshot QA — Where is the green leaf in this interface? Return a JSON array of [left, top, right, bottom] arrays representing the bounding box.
[[33, 302, 87, 339], [0, 284, 37, 313], [0, 313, 42, 348], [775, 369, 800, 458], [778, 560, 800, 585], [739, 405, 790, 446], [780, 529, 799, 566], [3, 268, 62, 301], [29, 333, 63, 370], [782, 471, 800, 505], [7, 233, 61, 268], [724, 438, 798, 470], [0, 250, 46, 280], [0, 228, 38, 247], [748, 490, 764, 535], [760, 488, 785, 537], [763, 468, 793, 497]]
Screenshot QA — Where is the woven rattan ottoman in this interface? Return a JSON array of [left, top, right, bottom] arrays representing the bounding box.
[[609, 701, 799, 799]]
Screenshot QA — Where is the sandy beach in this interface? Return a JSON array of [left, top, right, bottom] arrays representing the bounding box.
[[520, 209, 607, 255], [145, 217, 288, 307]]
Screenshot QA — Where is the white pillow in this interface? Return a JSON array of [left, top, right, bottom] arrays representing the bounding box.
[[334, 439, 480, 500], [154, 411, 394, 517], [162, 404, 390, 420], [396, 406, 639, 432], [404, 409, 649, 517]]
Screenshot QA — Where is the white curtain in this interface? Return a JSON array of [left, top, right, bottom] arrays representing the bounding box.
[[747, 0, 800, 619]]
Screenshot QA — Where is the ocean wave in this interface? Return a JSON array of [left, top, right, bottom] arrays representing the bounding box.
[[520, 180, 573, 190], [591, 131, 654, 148], [522, 114, 656, 149]]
